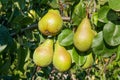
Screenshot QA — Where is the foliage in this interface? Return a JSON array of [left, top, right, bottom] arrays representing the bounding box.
[[0, 0, 120, 80]]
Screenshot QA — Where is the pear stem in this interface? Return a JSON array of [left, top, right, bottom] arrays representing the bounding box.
[[86, 5, 89, 18], [31, 65, 37, 80], [31, 65, 41, 80]]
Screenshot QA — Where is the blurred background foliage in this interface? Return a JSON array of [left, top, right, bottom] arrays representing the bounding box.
[[0, 0, 120, 80]]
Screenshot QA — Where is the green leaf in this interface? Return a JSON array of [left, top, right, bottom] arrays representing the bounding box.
[[0, 58, 11, 74], [92, 31, 117, 57], [40, 0, 48, 4], [72, 1, 86, 26], [49, 0, 59, 8], [12, 15, 24, 24], [103, 21, 120, 46], [72, 47, 86, 66], [98, 6, 110, 23], [116, 45, 120, 61], [0, 45, 7, 53], [108, 0, 120, 11], [58, 29, 74, 46], [91, 12, 98, 26], [98, 0, 108, 5], [17, 0, 25, 10], [0, 25, 14, 47], [107, 10, 118, 21], [12, 15, 33, 25], [17, 46, 29, 71], [19, 17, 33, 25]]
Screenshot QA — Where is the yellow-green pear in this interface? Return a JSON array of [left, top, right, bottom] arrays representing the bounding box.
[[33, 39, 53, 67], [53, 41, 72, 72], [82, 52, 94, 69], [73, 16, 95, 52], [38, 9, 63, 36]]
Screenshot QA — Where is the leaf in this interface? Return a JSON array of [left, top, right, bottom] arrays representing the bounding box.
[[72, 1, 86, 26], [17, 46, 28, 71], [0, 25, 14, 47], [58, 29, 74, 46], [12, 15, 33, 25], [0, 45, 7, 53], [107, 10, 118, 21], [49, 0, 59, 8], [92, 31, 117, 57], [98, 6, 110, 23], [40, 0, 48, 4], [98, 0, 108, 5], [91, 12, 98, 26], [19, 17, 33, 25], [108, 0, 120, 11], [116, 45, 120, 61], [12, 15, 24, 24], [103, 21, 120, 46], [18, 0, 25, 10], [72, 47, 86, 66], [0, 58, 11, 74]]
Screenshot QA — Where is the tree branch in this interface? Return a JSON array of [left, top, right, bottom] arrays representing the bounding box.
[[10, 17, 70, 37], [103, 54, 116, 72]]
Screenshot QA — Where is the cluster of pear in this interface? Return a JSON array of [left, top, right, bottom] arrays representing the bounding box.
[[33, 9, 71, 72], [33, 39, 72, 72], [33, 9, 97, 71]]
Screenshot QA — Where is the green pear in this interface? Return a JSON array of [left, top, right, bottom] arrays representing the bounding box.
[[53, 41, 72, 72], [38, 9, 63, 36], [73, 16, 95, 52], [33, 39, 53, 67], [82, 52, 94, 69]]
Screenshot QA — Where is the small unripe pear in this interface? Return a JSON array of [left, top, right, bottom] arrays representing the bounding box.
[[38, 9, 63, 36], [33, 39, 53, 67], [53, 41, 72, 72], [73, 16, 95, 52]]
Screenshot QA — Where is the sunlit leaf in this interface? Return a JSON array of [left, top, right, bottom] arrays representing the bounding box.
[[103, 21, 120, 46], [72, 47, 86, 66], [72, 1, 86, 26], [58, 29, 74, 46], [0, 45, 7, 53], [98, 6, 110, 23], [92, 31, 117, 57], [49, 0, 59, 8], [116, 45, 120, 61], [91, 12, 98, 26], [108, 0, 120, 11]]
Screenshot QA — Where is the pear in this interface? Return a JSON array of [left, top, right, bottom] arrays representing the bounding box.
[[82, 52, 94, 69], [53, 41, 72, 72], [33, 39, 53, 67], [73, 16, 95, 52], [38, 9, 63, 36]]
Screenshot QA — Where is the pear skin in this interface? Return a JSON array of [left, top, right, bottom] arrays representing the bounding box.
[[38, 9, 63, 36], [53, 41, 72, 72], [73, 17, 95, 52], [33, 39, 53, 67]]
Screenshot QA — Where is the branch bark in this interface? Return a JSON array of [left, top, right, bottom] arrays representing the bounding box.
[[103, 54, 116, 72], [10, 17, 70, 37]]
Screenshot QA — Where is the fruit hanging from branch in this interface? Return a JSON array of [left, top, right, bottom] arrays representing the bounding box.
[[33, 39, 53, 67], [73, 16, 95, 52], [38, 9, 63, 36], [53, 41, 72, 72]]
